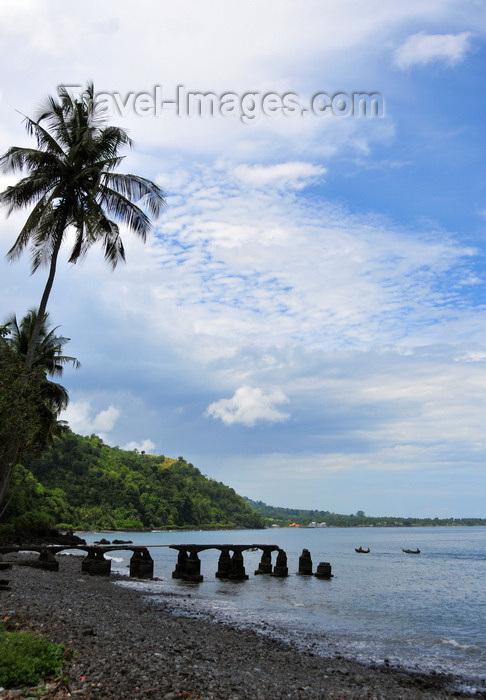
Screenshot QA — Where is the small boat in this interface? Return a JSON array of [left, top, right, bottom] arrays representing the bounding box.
[[355, 547, 370, 553], [402, 548, 420, 554]]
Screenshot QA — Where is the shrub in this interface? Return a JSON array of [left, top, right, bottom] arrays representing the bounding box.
[[114, 518, 144, 530], [0, 628, 66, 688], [11, 511, 55, 537]]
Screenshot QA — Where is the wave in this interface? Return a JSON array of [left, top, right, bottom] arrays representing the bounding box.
[[439, 638, 484, 654]]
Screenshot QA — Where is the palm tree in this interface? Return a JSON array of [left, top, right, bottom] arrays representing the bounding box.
[[0, 82, 166, 368], [2, 307, 80, 419], [0, 308, 79, 511], [2, 308, 80, 449]]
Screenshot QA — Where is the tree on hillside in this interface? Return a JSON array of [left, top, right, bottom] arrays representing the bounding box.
[[0, 82, 166, 368], [0, 309, 79, 513]]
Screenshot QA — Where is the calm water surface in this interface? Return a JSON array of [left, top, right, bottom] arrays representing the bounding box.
[[78, 527, 485, 691]]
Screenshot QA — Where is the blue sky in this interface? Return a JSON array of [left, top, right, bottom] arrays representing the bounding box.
[[1, 1, 486, 517]]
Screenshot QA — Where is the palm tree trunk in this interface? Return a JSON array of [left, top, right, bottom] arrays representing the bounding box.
[[24, 226, 65, 369]]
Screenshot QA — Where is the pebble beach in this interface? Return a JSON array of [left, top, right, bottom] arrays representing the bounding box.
[[0, 553, 483, 700]]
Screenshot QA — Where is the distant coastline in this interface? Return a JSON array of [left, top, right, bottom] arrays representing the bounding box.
[[243, 499, 486, 529], [73, 521, 486, 537]]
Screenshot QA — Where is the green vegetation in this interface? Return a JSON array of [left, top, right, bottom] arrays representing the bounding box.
[[0, 626, 66, 689], [0, 335, 45, 510], [246, 499, 486, 528], [1, 431, 264, 534], [0, 310, 78, 513]]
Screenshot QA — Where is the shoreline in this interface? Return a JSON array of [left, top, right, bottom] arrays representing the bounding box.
[[0, 554, 484, 699]]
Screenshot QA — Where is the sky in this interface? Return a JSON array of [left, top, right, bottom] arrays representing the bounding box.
[[1, 1, 486, 518]]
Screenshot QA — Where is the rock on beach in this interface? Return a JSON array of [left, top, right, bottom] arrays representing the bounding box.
[[0, 553, 482, 699]]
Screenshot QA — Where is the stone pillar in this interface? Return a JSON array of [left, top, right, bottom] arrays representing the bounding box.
[[81, 548, 96, 573], [297, 548, 313, 575], [183, 549, 203, 582], [272, 549, 289, 577], [23, 549, 59, 571], [215, 548, 232, 578], [172, 549, 189, 579], [314, 561, 333, 578], [129, 548, 154, 579], [229, 549, 249, 580], [82, 548, 111, 576], [255, 548, 273, 575]]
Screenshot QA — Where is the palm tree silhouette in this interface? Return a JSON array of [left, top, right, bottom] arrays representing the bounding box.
[[0, 82, 166, 367]]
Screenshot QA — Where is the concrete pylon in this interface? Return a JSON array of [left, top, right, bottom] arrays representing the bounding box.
[[255, 548, 273, 575], [297, 548, 313, 575], [271, 549, 289, 577], [129, 548, 154, 579]]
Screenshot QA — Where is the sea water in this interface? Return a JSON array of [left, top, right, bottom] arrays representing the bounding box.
[[78, 526, 486, 692]]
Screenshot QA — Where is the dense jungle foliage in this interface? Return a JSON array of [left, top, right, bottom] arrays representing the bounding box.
[[0, 336, 46, 508], [0, 431, 264, 535], [245, 499, 486, 528]]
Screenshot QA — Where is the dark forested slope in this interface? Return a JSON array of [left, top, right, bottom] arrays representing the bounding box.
[[4, 431, 264, 531]]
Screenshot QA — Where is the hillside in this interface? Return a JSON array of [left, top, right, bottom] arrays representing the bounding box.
[[1, 431, 264, 533], [245, 498, 486, 528]]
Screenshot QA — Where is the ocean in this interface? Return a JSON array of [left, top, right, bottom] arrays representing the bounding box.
[[77, 526, 486, 693]]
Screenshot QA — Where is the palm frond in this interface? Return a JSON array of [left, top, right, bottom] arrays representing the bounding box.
[[6, 196, 53, 261], [69, 198, 125, 268], [97, 184, 152, 238], [102, 173, 166, 217], [0, 146, 59, 176], [23, 115, 66, 158], [0, 174, 60, 217], [41, 378, 70, 413], [28, 206, 67, 273], [100, 223, 126, 269], [96, 124, 133, 157]]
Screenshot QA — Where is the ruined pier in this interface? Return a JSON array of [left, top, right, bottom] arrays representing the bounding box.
[[0, 544, 332, 581]]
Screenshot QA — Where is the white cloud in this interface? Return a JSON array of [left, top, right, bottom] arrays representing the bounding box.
[[143, 163, 478, 362], [394, 32, 472, 70], [61, 401, 120, 439], [205, 385, 290, 426], [93, 405, 121, 432], [122, 439, 156, 454], [233, 162, 326, 190]]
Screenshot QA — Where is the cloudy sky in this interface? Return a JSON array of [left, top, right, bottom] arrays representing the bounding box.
[[1, 1, 486, 517]]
